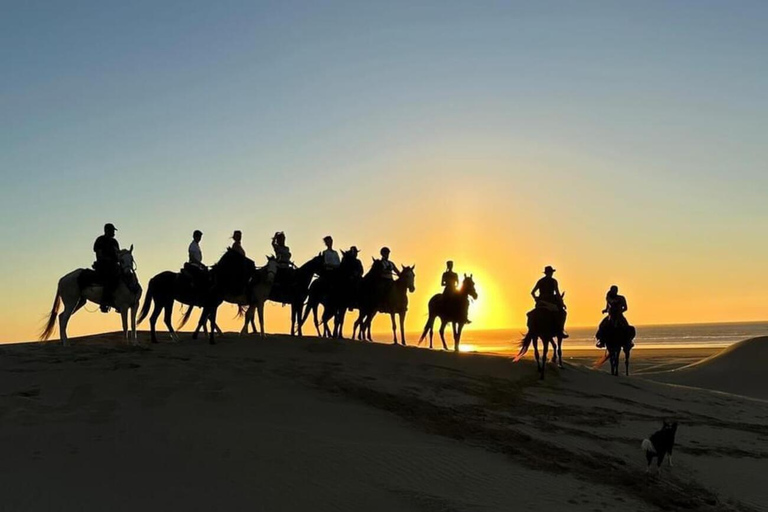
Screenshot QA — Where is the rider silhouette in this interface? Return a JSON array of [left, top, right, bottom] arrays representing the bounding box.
[[379, 247, 400, 280], [189, 230, 204, 266], [93, 223, 120, 313], [272, 232, 292, 268], [347, 246, 364, 279], [596, 285, 632, 348], [531, 265, 568, 338], [322, 236, 341, 271], [441, 260, 459, 295], [231, 230, 245, 257], [186, 229, 208, 291]]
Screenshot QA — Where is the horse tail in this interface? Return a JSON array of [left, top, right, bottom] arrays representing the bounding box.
[[177, 305, 195, 330], [594, 350, 610, 368], [418, 316, 432, 344], [641, 438, 656, 454], [137, 276, 155, 324], [513, 333, 532, 362], [39, 289, 62, 341]]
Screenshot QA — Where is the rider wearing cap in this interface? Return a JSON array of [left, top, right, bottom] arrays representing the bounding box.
[[531, 265, 568, 338], [93, 223, 121, 313]]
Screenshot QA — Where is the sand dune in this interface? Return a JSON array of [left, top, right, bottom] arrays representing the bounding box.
[[0, 333, 765, 511], [645, 336, 768, 400]]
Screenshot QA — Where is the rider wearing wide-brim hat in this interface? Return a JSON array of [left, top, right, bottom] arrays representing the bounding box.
[[531, 265, 568, 338]]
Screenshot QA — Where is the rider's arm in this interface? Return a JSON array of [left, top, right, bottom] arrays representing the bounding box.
[[441, 273, 447, 286], [531, 282, 539, 299], [553, 279, 561, 295]]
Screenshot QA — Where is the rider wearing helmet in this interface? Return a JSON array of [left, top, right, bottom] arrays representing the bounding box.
[[379, 247, 400, 280]]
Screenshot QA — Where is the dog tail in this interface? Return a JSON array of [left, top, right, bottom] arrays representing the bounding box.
[[641, 438, 656, 454]]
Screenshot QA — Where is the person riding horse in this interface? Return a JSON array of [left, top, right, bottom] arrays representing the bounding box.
[[441, 260, 470, 324], [322, 236, 341, 273], [184, 229, 209, 292], [272, 231, 292, 268], [596, 285, 634, 348], [231, 230, 245, 257], [93, 223, 121, 312], [530, 265, 568, 338], [441, 260, 459, 295]]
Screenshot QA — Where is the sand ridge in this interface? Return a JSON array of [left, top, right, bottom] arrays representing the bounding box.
[[0, 332, 765, 511]]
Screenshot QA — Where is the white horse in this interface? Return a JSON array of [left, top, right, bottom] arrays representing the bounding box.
[[40, 246, 142, 346]]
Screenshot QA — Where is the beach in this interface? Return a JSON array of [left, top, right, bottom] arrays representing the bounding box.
[[0, 333, 765, 511]]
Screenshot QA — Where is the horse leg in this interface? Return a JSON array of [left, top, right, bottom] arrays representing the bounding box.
[[438, 319, 448, 350], [540, 337, 550, 379], [532, 337, 541, 374], [625, 346, 631, 376], [130, 303, 138, 343], [118, 308, 128, 341], [390, 313, 397, 344], [192, 309, 205, 340], [58, 297, 78, 347], [456, 322, 465, 352], [557, 336, 564, 369], [258, 302, 266, 338], [162, 303, 177, 343], [208, 307, 218, 345], [399, 312, 406, 346], [149, 300, 163, 344]]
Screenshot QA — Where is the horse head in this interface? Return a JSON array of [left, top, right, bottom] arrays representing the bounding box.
[[262, 255, 278, 281], [117, 245, 136, 273], [399, 265, 416, 293], [462, 273, 478, 300]]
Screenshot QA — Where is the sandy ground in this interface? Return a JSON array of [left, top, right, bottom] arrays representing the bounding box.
[[0, 333, 765, 512]]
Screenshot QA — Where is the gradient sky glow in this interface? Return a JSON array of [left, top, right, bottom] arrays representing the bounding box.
[[2, 1, 767, 342]]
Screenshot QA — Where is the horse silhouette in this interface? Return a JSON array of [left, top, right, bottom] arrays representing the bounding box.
[[595, 319, 636, 376], [191, 250, 277, 344], [137, 267, 217, 344], [353, 264, 416, 345], [300, 250, 362, 338], [40, 246, 142, 345], [266, 254, 325, 336], [418, 274, 477, 351], [514, 292, 567, 379]]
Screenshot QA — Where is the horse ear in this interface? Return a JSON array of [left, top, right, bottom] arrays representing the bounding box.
[[129, 244, 134, 253], [412, 264, 415, 270], [341, 250, 347, 256], [470, 273, 473, 278]]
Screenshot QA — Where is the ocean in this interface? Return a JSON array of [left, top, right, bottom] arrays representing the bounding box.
[[407, 321, 768, 354]]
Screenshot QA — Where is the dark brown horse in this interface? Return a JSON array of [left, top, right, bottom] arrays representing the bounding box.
[[353, 265, 416, 345], [418, 274, 477, 351], [268, 254, 325, 336], [595, 318, 636, 376], [514, 292, 567, 379]]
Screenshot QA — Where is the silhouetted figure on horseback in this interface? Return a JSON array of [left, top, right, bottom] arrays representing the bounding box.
[[530, 265, 568, 339], [303, 245, 364, 337], [271, 231, 295, 295], [182, 230, 210, 292], [322, 235, 341, 272], [515, 266, 568, 378], [231, 230, 245, 257], [139, 229, 219, 343], [441, 260, 458, 295], [193, 235, 280, 343], [93, 223, 122, 312], [353, 248, 415, 344], [595, 285, 636, 376], [419, 273, 477, 351]]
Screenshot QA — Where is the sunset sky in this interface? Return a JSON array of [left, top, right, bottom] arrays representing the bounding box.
[[2, 1, 767, 342]]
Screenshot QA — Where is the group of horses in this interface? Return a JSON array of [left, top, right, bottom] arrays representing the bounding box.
[[39, 244, 634, 379]]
